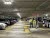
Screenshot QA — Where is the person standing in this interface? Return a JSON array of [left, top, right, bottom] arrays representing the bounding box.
[[33, 18, 36, 28], [29, 18, 33, 28]]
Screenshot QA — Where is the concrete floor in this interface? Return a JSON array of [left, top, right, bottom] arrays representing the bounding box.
[[0, 21, 50, 38]]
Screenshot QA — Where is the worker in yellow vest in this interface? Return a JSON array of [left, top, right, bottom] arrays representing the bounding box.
[[29, 18, 33, 28], [33, 18, 36, 28]]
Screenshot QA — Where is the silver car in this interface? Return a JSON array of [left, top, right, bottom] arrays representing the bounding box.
[[0, 23, 7, 30]]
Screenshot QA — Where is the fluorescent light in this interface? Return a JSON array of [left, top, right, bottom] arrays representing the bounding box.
[[3, 0, 13, 5], [17, 13, 21, 18], [45, 14, 48, 16], [13, 9, 18, 11], [4, 2, 12, 5]]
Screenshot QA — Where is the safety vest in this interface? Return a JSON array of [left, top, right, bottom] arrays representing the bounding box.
[[33, 20, 36, 25], [29, 19, 32, 23]]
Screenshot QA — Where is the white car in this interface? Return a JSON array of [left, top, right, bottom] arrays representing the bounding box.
[[0, 23, 7, 30]]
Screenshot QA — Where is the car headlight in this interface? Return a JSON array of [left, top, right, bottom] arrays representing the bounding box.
[[0, 24, 4, 27]]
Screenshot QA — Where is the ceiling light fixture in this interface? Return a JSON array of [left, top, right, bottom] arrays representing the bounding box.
[[45, 14, 48, 16], [4, 2, 12, 5], [3, 0, 13, 5], [13, 9, 19, 11], [17, 13, 21, 18]]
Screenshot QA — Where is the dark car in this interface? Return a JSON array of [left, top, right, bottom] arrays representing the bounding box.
[[0, 19, 10, 26], [8, 19, 17, 25]]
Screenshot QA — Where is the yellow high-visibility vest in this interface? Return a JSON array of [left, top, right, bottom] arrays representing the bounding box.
[[29, 19, 32, 23], [33, 20, 36, 25]]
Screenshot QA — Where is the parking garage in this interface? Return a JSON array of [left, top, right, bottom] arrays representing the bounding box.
[[0, 0, 50, 38]]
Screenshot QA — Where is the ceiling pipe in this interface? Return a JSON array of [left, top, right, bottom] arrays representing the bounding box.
[[36, 0, 48, 9]]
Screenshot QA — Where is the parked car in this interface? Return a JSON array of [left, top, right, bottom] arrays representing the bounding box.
[[0, 19, 10, 26], [8, 19, 17, 25], [5, 20, 10, 25], [0, 23, 7, 30], [47, 20, 50, 28], [43, 19, 50, 28]]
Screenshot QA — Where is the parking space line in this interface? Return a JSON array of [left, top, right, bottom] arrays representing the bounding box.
[[24, 25, 30, 33], [5, 23, 17, 31]]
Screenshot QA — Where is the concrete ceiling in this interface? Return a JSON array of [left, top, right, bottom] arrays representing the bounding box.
[[0, 0, 50, 17]]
